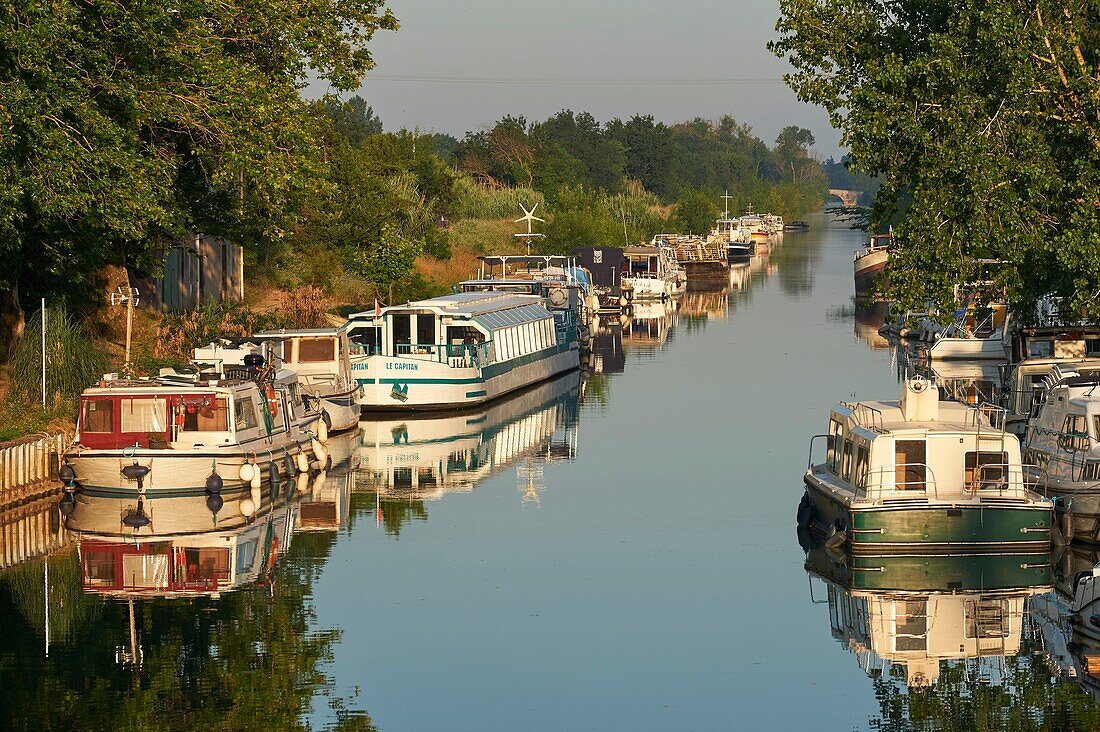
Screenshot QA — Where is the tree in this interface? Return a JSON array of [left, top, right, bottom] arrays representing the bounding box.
[[321, 95, 384, 145], [670, 190, 719, 234], [0, 0, 399, 340], [773, 126, 816, 183], [772, 0, 1100, 319]]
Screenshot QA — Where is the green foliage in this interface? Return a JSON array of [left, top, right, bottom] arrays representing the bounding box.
[[0, 0, 399, 320], [320, 95, 384, 145], [6, 307, 108, 407], [670, 189, 720, 234], [772, 0, 1100, 319], [451, 175, 547, 219], [542, 186, 666, 252]]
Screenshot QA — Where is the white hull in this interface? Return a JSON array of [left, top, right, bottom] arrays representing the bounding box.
[[355, 344, 579, 411], [928, 336, 1007, 360], [319, 388, 361, 432], [624, 276, 674, 300]]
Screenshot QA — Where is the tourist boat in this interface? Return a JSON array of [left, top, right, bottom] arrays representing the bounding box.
[[1022, 368, 1100, 542], [63, 361, 327, 498], [359, 371, 580, 500], [196, 328, 360, 433], [853, 231, 892, 299], [1003, 358, 1100, 436], [344, 291, 579, 411], [800, 376, 1053, 553], [804, 545, 1050, 689], [621, 245, 684, 300]]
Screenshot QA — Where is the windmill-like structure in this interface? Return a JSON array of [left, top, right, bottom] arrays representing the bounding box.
[[514, 203, 545, 255]]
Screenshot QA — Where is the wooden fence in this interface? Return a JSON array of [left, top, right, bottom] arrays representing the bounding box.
[[0, 492, 71, 571], [0, 432, 72, 507]]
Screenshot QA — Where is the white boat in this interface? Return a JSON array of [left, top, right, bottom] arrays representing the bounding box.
[[345, 291, 579, 411], [801, 376, 1053, 553], [63, 363, 327, 499], [738, 209, 771, 247], [1023, 368, 1100, 542], [196, 328, 361, 433], [914, 288, 1011, 360], [460, 254, 596, 328], [1003, 358, 1100, 436], [853, 232, 892, 299], [706, 198, 754, 264], [621, 245, 683, 300]]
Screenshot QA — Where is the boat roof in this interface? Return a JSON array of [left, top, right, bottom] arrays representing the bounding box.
[[257, 327, 343, 337], [350, 291, 548, 320], [81, 369, 299, 396], [837, 399, 999, 434], [623, 246, 661, 255]]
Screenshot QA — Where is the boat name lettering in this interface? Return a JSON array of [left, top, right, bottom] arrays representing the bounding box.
[[386, 363, 419, 371]]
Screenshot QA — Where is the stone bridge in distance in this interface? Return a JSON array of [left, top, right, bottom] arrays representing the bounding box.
[[827, 189, 862, 207]]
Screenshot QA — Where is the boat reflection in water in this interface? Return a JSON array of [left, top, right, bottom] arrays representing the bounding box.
[[585, 316, 625, 374], [679, 289, 728, 322], [359, 371, 581, 502], [804, 540, 1051, 689], [295, 428, 361, 532], [620, 299, 677, 350], [69, 485, 297, 599], [854, 301, 891, 350]]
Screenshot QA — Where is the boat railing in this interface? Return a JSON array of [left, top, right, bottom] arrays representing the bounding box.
[[860, 463, 942, 501], [806, 434, 828, 468], [966, 463, 1040, 496], [1028, 440, 1100, 482], [968, 403, 1008, 433], [841, 402, 886, 433], [394, 342, 493, 368]]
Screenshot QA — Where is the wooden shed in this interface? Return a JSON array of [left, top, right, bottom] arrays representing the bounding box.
[[152, 234, 244, 313]]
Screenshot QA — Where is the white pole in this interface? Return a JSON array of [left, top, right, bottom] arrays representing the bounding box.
[[44, 556, 49, 658], [40, 298, 46, 408]]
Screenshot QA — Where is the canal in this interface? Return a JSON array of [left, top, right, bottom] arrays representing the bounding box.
[[1, 213, 1096, 729]]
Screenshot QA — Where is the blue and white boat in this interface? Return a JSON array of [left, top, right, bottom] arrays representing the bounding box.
[[345, 291, 579, 411]]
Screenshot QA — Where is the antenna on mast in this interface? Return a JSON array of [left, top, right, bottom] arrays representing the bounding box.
[[721, 190, 735, 219], [110, 284, 140, 377], [514, 203, 546, 255]]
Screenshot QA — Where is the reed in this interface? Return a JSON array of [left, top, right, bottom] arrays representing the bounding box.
[[451, 176, 546, 220], [5, 307, 108, 408]]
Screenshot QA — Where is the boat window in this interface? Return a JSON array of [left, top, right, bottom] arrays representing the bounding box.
[[235, 540, 258, 574], [1095, 416, 1100, 441], [180, 547, 231, 585], [965, 451, 1009, 491], [854, 444, 870, 488], [895, 440, 927, 491], [118, 397, 167, 434], [234, 397, 258, 431], [297, 337, 336, 363], [83, 550, 116, 586], [416, 314, 436, 346], [181, 398, 229, 432], [348, 325, 381, 355], [841, 439, 854, 481], [1059, 415, 1090, 451], [827, 418, 843, 473], [391, 314, 412, 351], [82, 398, 114, 433]]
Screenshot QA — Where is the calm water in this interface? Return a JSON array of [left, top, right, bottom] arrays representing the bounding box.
[[3, 213, 1098, 730]]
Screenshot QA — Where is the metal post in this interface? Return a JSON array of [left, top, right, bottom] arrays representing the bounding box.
[[44, 556, 49, 658], [40, 298, 46, 407], [124, 292, 134, 373]]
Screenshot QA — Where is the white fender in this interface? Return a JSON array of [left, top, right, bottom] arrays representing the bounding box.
[[239, 463, 256, 482]]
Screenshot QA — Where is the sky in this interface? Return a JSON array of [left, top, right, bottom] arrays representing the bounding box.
[[304, 0, 845, 160]]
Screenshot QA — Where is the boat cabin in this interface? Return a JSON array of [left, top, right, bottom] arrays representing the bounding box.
[[819, 380, 1028, 500], [1009, 326, 1100, 363], [622, 246, 667, 279], [76, 370, 305, 450], [255, 328, 354, 394], [346, 292, 568, 369]]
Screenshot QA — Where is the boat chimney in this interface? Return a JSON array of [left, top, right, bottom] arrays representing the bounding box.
[[900, 376, 939, 422]]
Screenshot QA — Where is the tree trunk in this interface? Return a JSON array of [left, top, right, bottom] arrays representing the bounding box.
[[0, 280, 25, 358]]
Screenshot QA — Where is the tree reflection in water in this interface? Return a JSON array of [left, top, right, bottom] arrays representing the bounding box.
[[0, 532, 374, 730]]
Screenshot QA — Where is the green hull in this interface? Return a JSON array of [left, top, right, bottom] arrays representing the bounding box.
[[805, 483, 1052, 553], [806, 544, 1053, 592]]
